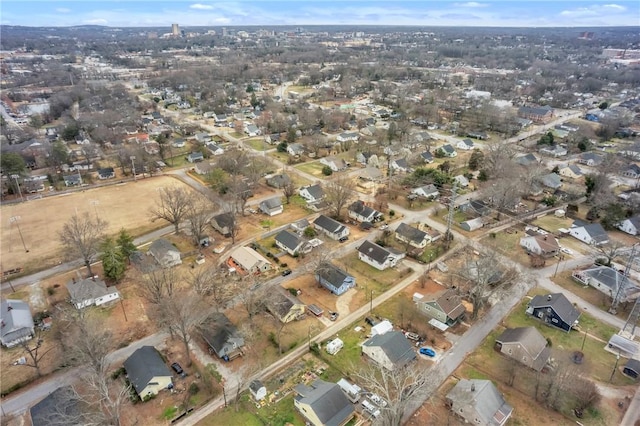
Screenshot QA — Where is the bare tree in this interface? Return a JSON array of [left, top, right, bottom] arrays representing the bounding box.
[[238, 278, 266, 322], [570, 377, 601, 414], [187, 266, 235, 310], [597, 241, 625, 267], [158, 292, 210, 367], [150, 186, 195, 234], [186, 196, 213, 246], [282, 181, 297, 204], [59, 212, 108, 277], [138, 268, 179, 305], [353, 363, 435, 426], [18, 328, 54, 378], [324, 175, 356, 219]]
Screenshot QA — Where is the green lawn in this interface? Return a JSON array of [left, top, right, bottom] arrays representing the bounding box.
[[245, 138, 271, 152], [197, 406, 264, 426], [333, 252, 410, 296], [480, 230, 531, 266], [294, 161, 325, 177], [551, 271, 619, 315], [317, 320, 368, 376], [532, 215, 573, 233]]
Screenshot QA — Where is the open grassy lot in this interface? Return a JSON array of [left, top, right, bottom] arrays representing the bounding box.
[[244, 137, 271, 152], [480, 228, 531, 266], [1, 175, 190, 274], [532, 215, 574, 233], [333, 252, 413, 296], [294, 161, 326, 177]]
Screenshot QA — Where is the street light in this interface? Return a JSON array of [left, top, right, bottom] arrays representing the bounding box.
[[9, 216, 29, 252], [609, 351, 621, 383]]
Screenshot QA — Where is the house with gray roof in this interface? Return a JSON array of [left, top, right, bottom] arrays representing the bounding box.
[[275, 230, 310, 256], [572, 266, 640, 302], [250, 380, 267, 401], [411, 184, 439, 200], [347, 201, 382, 223], [315, 263, 355, 296], [63, 174, 82, 186], [539, 173, 562, 190], [420, 151, 434, 164], [518, 105, 553, 123], [457, 139, 475, 150], [414, 289, 465, 326], [438, 144, 457, 158], [123, 346, 173, 399], [516, 153, 538, 166], [621, 164, 640, 179], [320, 156, 348, 172], [495, 327, 551, 372], [287, 143, 305, 156], [617, 215, 640, 236], [294, 379, 354, 426], [211, 212, 235, 237], [361, 330, 416, 371], [187, 151, 204, 163], [577, 152, 604, 167], [266, 173, 291, 189], [148, 239, 182, 268], [67, 277, 120, 309], [0, 299, 34, 347], [568, 222, 609, 246], [198, 313, 245, 360], [313, 215, 349, 240], [259, 197, 284, 216], [395, 223, 431, 249], [558, 164, 583, 179], [30, 386, 88, 426], [446, 379, 513, 426], [539, 145, 567, 158], [357, 240, 405, 270], [265, 289, 305, 324], [299, 184, 325, 203], [97, 167, 115, 180], [526, 293, 580, 332], [390, 158, 412, 173]]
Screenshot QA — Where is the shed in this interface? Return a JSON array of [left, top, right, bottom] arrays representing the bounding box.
[[371, 320, 393, 336], [460, 217, 484, 232], [326, 338, 344, 355]]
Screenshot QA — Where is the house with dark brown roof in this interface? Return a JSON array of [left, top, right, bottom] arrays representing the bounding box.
[[413, 289, 465, 326]]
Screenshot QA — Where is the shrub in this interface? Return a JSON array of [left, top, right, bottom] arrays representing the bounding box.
[[189, 383, 200, 395], [389, 210, 395, 217], [322, 165, 333, 176], [47, 287, 56, 296], [287, 288, 298, 296], [111, 367, 126, 380]]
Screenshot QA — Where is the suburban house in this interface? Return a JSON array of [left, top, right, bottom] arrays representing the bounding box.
[[526, 293, 580, 332], [572, 266, 640, 302], [187, 151, 204, 163], [395, 223, 431, 249], [172, 138, 186, 148], [0, 299, 34, 347], [559, 164, 583, 180], [623, 359, 640, 380], [438, 144, 457, 158], [347, 201, 382, 223], [249, 380, 267, 401], [291, 218, 311, 234], [337, 132, 359, 143], [411, 184, 439, 200], [211, 212, 235, 237], [539, 173, 562, 190], [265, 289, 306, 323], [97, 167, 115, 179], [275, 230, 311, 256], [516, 153, 539, 166], [294, 379, 355, 426], [518, 105, 554, 123], [205, 142, 224, 156], [390, 158, 412, 173], [413, 289, 465, 326], [577, 152, 604, 167], [453, 175, 470, 188], [199, 313, 245, 360], [30, 386, 86, 426], [569, 222, 609, 246], [357, 240, 405, 271], [287, 143, 305, 156], [229, 246, 272, 274], [315, 263, 355, 296], [244, 124, 261, 136], [320, 156, 348, 172], [63, 174, 82, 186], [66, 277, 121, 309], [495, 327, 551, 372], [148, 239, 182, 268], [361, 331, 417, 371], [540, 145, 568, 158], [621, 164, 640, 179], [266, 173, 292, 189], [457, 139, 475, 150], [519, 234, 560, 258], [359, 167, 383, 182], [259, 197, 284, 216], [195, 132, 212, 143], [420, 151, 434, 164], [299, 184, 325, 203], [446, 379, 513, 426], [195, 162, 216, 175], [123, 346, 173, 399], [313, 215, 349, 240], [617, 216, 640, 236]]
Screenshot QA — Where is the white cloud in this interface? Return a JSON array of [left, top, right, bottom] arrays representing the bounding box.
[[560, 3, 626, 17], [455, 2, 489, 8], [56, 8, 71, 13], [83, 18, 108, 25], [190, 3, 214, 10]]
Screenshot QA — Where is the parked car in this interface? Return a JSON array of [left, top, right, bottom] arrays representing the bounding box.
[[329, 311, 339, 321], [379, 224, 389, 230], [281, 269, 292, 276], [404, 331, 420, 341], [171, 362, 186, 377], [365, 316, 378, 327], [368, 393, 387, 407], [339, 236, 349, 243], [419, 347, 436, 357]]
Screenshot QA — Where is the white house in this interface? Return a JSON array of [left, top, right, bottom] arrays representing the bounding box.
[[519, 234, 560, 258], [67, 277, 120, 309], [313, 215, 349, 240], [618, 216, 640, 236], [361, 331, 416, 371], [148, 239, 182, 268], [411, 184, 439, 200], [0, 299, 35, 348], [456, 139, 474, 150], [347, 201, 382, 223], [326, 338, 344, 355], [275, 230, 311, 256], [320, 156, 347, 172], [569, 222, 609, 246], [395, 223, 431, 248], [249, 380, 267, 401], [287, 143, 305, 156], [205, 142, 224, 156], [299, 184, 324, 203], [453, 175, 470, 188], [337, 132, 359, 143], [438, 144, 457, 158], [390, 158, 412, 173], [229, 246, 272, 274], [259, 197, 284, 216], [357, 240, 404, 270]]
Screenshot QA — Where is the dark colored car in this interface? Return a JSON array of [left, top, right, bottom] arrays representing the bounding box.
[[419, 347, 436, 357], [281, 269, 292, 276], [329, 311, 339, 321], [365, 316, 378, 327], [171, 362, 185, 376], [338, 236, 349, 243]]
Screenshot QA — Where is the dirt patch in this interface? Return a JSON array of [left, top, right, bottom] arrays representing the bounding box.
[[1, 176, 192, 273]]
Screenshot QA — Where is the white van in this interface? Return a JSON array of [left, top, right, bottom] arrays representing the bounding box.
[[362, 400, 380, 418]]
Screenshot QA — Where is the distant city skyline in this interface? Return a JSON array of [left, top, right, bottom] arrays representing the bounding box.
[[1, 1, 639, 28]]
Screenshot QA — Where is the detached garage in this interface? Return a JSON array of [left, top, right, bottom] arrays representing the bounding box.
[[460, 217, 484, 232]]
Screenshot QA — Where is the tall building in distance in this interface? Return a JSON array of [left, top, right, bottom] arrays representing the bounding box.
[[171, 24, 180, 36]]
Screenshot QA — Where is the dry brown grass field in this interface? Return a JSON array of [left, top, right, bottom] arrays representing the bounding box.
[[0, 176, 191, 273]]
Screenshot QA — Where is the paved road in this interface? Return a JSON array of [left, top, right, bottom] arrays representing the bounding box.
[[1, 332, 168, 417]]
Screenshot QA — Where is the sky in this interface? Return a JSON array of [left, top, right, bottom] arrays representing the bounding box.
[[1, 1, 639, 28]]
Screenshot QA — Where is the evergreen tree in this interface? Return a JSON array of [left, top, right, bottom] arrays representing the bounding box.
[[101, 237, 126, 282]]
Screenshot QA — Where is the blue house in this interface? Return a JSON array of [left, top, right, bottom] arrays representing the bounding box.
[[315, 263, 355, 296], [526, 293, 580, 332]]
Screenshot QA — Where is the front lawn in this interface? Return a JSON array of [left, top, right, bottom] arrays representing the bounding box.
[[294, 161, 326, 177]]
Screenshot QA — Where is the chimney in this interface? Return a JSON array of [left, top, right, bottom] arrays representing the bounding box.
[[471, 383, 475, 392], [547, 294, 552, 301]]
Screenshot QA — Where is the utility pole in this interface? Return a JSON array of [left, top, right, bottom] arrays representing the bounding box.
[[9, 216, 29, 252], [610, 244, 637, 314], [445, 183, 458, 250], [11, 174, 23, 202], [130, 156, 137, 181]]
